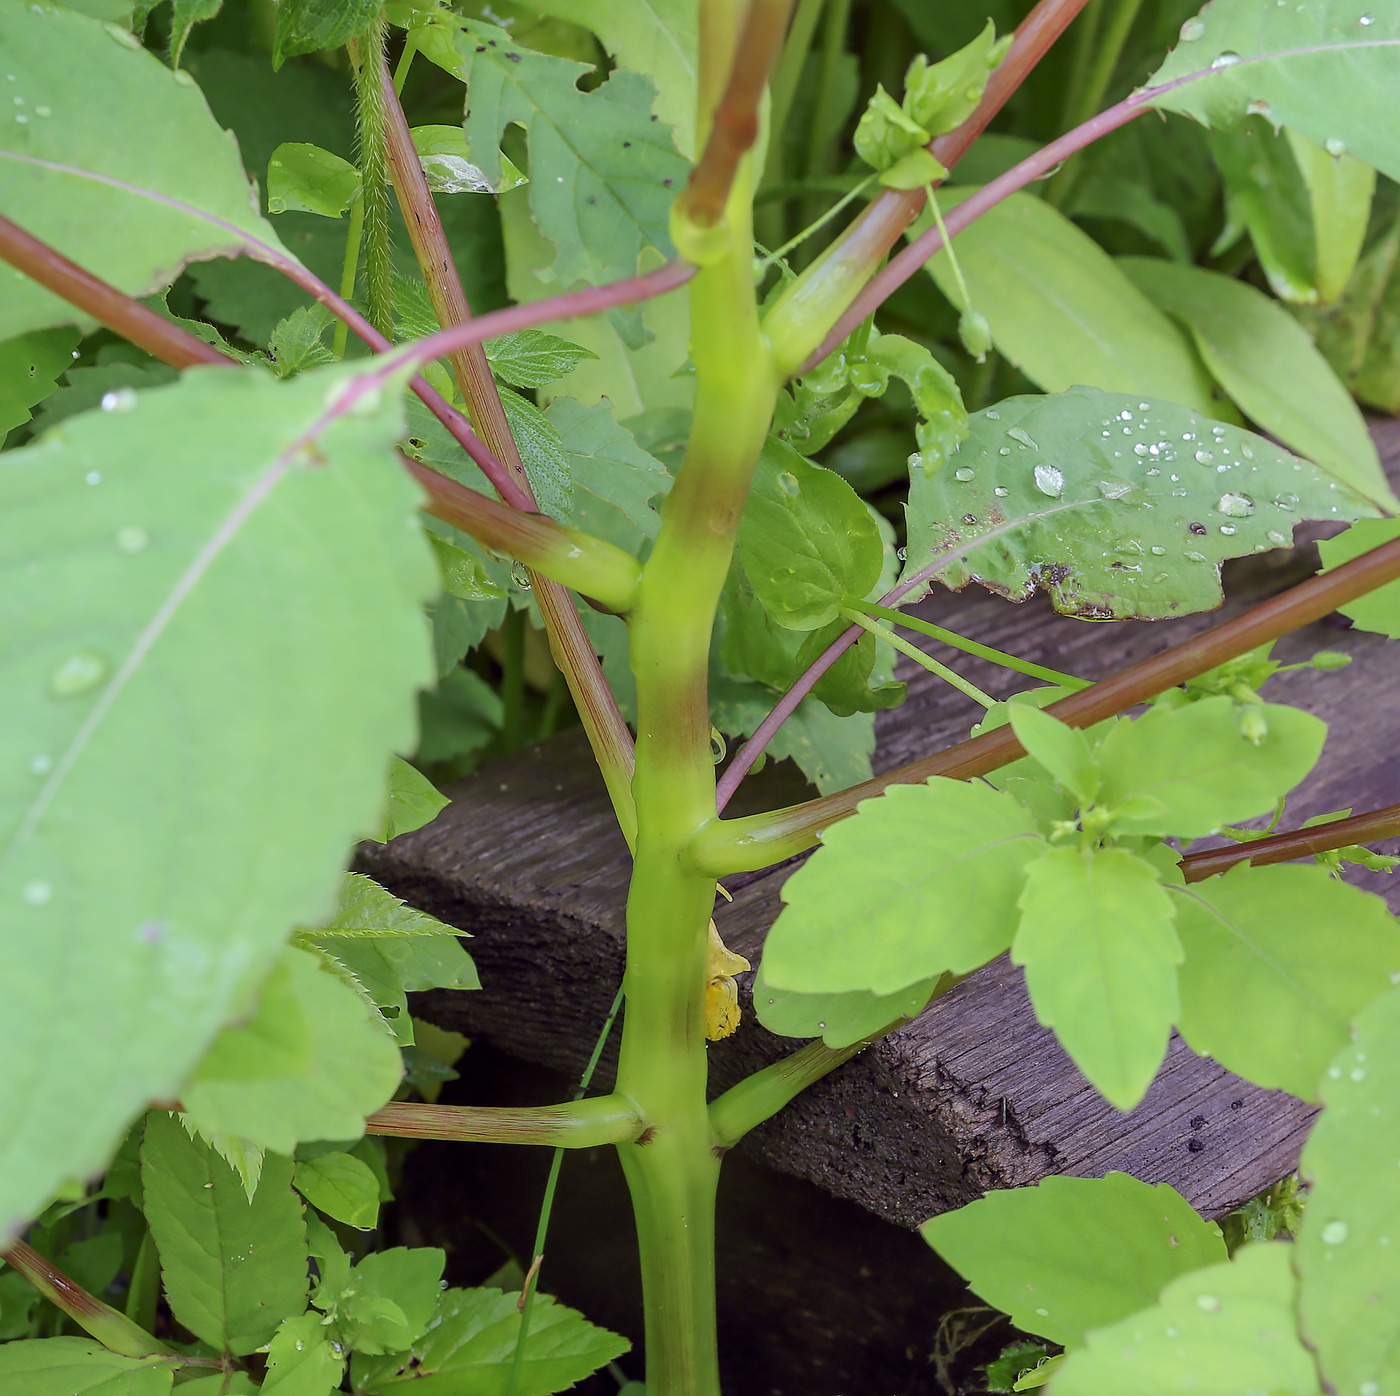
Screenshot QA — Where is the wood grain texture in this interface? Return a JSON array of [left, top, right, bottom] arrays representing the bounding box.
[[359, 418, 1400, 1229]]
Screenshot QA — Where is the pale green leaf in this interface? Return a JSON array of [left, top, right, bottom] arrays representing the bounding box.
[[1148, 2, 1400, 185], [1013, 846, 1180, 1110], [1169, 863, 1400, 1101], [267, 142, 360, 218], [417, 666, 504, 766], [737, 436, 884, 631], [262, 1312, 345, 1396], [1297, 984, 1400, 1394], [761, 779, 1045, 996], [913, 191, 1213, 409], [0, 0, 293, 338], [1317, 516, 1400, 636], [173, 1376, 258, 1396], [0, 1339, 175, 1394], [0, 328, 79, 436], [363, 1287, 629, 1395], [499, 388, 572, 522], [922, 1172, 1226, 1348], [274, 0, 380, 66], [380, 758, 449, 842], [340, 1247, 446, 1355], [848, 332, 969, 477], [1290, 128, 1376, 303], [0, 365, 434, 1230], [1121, 257, 1395, 509], [1053, 1243, 1320, 1395], [428, 533, 507, 603], [195, 955, 315, 1082], [294, 1151, 380, 1229], [1006, 705, 1099, 805], [1096, 696, 1326, 838], [902, 388, 1374, 620], [140, 1110, 307, 1355], [486, 331, 598, 390], [753, 969, 946, 1048]]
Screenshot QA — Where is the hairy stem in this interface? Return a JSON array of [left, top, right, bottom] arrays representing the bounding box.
[[363, 1095, 644, 1147], [1180, 804, 1400, 882], [351, 22, 396, 338], [698, 532, 1400, 875]]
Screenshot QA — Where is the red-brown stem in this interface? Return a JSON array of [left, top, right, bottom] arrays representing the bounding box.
[[364, 1095, 645, 1146], [679, 0, 797, 227], [1180, 804, 1400, 882], [695, 534, 1400, 874]]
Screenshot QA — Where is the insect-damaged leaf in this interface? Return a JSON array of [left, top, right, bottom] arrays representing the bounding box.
[[901, 387, 1375, 620]]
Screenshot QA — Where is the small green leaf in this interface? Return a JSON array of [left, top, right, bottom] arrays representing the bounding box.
[[0, 328, 80, 436], [1053, 1243, 1320, 1395], [195, 956, 315, 1082], [1291, 128, 1376, 304], [140, 1111, 307, 1355], [848, 333, 968, 477], [922, 1172, 1226, 1349], [499, 389, 572, 522], [340, 1247, 446, 1355], [796, 620, 906, 718], [902, 20, 1010, 137], [380, 757, 450, 842], [752, 968, 945, 1048], [854, 85, 930, 174], [1095, 696, 1326, 838], [416, 667, 504, 767], [761, 779, 1046, 996], [267, 142, 360, 218], [737, 437, 884, 631], [902, 388, 1376, 621], [1007, 705, 1099, 805], [262, 1312, 345, 1396], [274, 0, 381, 67], [486, 331, 598, 390], [1297, 984, 1400, 1393], [176, 1375, 259, 1395], [429, 534, 509, 603], [267, 305, 337, 379], [1170, 864, 1400, 1101], [1013, 847, 1181, 1110], [169, 0, 221, 68], [294, 1151, 380, 1229], [411, 125, 526, 195], [1318, 516, 1400, 637], [0, 1338, 175, 1394]]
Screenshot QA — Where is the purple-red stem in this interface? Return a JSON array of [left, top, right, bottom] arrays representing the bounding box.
[[1180, 803, 1400, 882]]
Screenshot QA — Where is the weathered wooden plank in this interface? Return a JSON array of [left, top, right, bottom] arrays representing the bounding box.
[[361, 419, 1400, 1229]]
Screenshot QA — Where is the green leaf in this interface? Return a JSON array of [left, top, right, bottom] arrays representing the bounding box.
[[339, 1247, 446, 1355], [1148, 1, 1400, 185], [294, 1151, 380, 1229], [1318, 516, 1400, 636], [847, 332, 969, 478], [1013, 847, 1181, 1110], [181, 946, 405, 1154], [262, 1312, 345, 1396], [175, 1376, 258, 1396], [380, 758, 449, 841], [411, 124, 526, 195], [499, 388, 572, 522], [796, 620, 906, 718], [267, 142, 361, 218], [1169, 863, 1400, 1101], [0, 364, 434, 1229], [1095, 696, 1326, 838], [168, 0, 221, 70], [854, 85, 931, 174], [486, 331, 598, 390], [902, 20, 1010, 137], [922, 1172, 1226, 1348], [1052, 1243, 1320, 1395], [1297, 984, 1400, 1393], [416, 667, 503, 767], [753, 969, 945, 1048], [902, 387, 1375, 621], [274, 0, 380, 66], [0, 1338, 175, 1394], [0, 1, 293, 338], [140, 1111, 307, 1355], [1007, 705, 1099, 806], [912, 191, 1214, 409], [761, 779, 1045, 996], [1120, 257, 1395, 509], [1291, 129, 1376, 304], [195, 954, 315, 1082], [0, 328, 79, 436], [363, 1287, 629, 1395], [267, 306, 338, 379], [428, 533, 508, 604], [737, 436, 884, 631], [450, 21, 687, 297]]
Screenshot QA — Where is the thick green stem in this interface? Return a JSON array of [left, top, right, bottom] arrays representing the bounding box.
[[363, 1095, 643, 1146], [352, 23, 395, 339]]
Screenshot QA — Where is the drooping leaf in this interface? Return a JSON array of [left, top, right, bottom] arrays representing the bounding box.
[[0, 365, 434, 1232], [361, 1286, 629, 1395], [0, 1338, 176, 1394], [913, 191, 1214, 409], [1052, 1243, 1321, 1395], [1121, 257, 1394, 509], [0, 328, 80, 436], [1006, 705, 1099, 806], [267, 142, 361, 218], [1013, 847, 1181, 1110], [1317, 516, 1400, 636], [901, 387, 1374, 620], [848, 332, 969, 477], [737, 436, 884, 631], [179, 947, 405, 1155], [1095, 696, 1326, 838], [1297, 984, 1400, 1394], [1169, 863, 1400, 1101], [262, 1312, 345, 1396], [140, 1111, 308, 1355], [379, 758, 449, 842], [1291, 128, 1376, 303], [486, 331, 599, 390], [273, 0, 381, 67], [922, 1172, 1226, 1348], [293, 1150, 380, 1230], [753, 969, 946, 1048], [1148, 1, 1400, 185], [761, 779, 1045, 996], [0, 0, 293, 338], [796, 620, 906, 718]]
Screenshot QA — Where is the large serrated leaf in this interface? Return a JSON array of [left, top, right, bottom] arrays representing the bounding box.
[[901, 387, 1374, 620], [0, 0, 293, 337], [0, 1339, 176, 1394], [1148, 1, 1400, 185], [141, 1111, 308, 1356], [0, 364, 435, 1234]]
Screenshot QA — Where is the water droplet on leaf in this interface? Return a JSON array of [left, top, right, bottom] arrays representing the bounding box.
[[100, 387, 137, 412], [1211, 49, 1242, 67], [1195, 449, 1216, 465], [49, 650, 108, 697], [1180, 16, 1207, 39], [954, 468, 975, 482], [1033, 464, 1064, 497], [116, 525, 148, 553], [1007, 427, 1037, 450], [1321, 1220, 1349, 1244], [1325, 137, 1348, 156], [23, 879, 52, 905]]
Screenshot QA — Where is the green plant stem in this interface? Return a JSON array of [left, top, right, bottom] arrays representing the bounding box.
[[123, 1232, 160, 1337], [696, 530, 1400, 875], [848, 601, 1090, 690], [351, 23, 395, 338], [2, 1240, 172, 1359], [501, 607, 527, 751], [757, 0, 826, 246], [1179, 802, 1400, 882], [1055, 0, 1102, 136], [332, 192, 365, 360], [362, 1095, 644, 1146], [756, 173, 877, 276], [840, 607, 994, 708], [709, 1038, 868, 1148], [804, 0, 852, 186], [925, 186, 971, 309]]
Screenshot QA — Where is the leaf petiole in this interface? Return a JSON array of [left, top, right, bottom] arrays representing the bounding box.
[[839, 606, 995, 708]]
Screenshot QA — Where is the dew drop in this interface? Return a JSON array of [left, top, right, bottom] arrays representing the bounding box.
[[1322, 1220, 1349, 1245], [173, 67, 196, 86], [1217, 491, 1254, 517], [1359, 11, 1375, 23], [994, 486, 1010, 497], [777, 470, 800, 496], [1195, 1294, 1219, 1312], [1151, 572, 1169, 584], [29, 753, 52, 774], [1033, 464, 1064, 497], [1351, 1066, 1367, 1081], [85, 470, 102, 485], [1325, 136, 1348, 157], [1219, 524, 1237, 535], [100, 386, 137, 412], [13, 112, 27, 123], [1185, 550, 1207, 563], [1180, 16, 1207, 39], [1274, 492, 1299, 510], [1266, 530, 1289, 547], [1211, 49, 1242, 67], [1195, 448, 1216, 466], [954, 467, 976, 482], [816, 1021, 826, 1029], [998, 446, 1011, 456], [48, 650, 108, 698], [11, 94, 23, 105], [1007, 427, 1038, 450], [204, 1182, 214, 1189], [116, 525, 148, 554], [33, 103, 50, 116], [510, 561, 531, 589], [23, 879, 52, 906], [984, 410, 1000, 420], [1034, 1308, 1049, 1317], [896, 545, 907, 561], [1361, 1384, 1380, 1396], [103, 20, 142, 46]]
